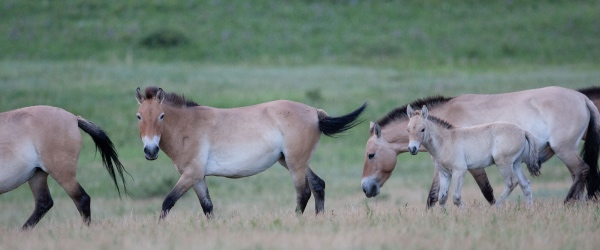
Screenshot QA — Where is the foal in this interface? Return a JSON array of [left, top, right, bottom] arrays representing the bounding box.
[[406, 105, 540, 209]]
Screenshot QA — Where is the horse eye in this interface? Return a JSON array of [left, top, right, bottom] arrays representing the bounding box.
[[420, 128, 425, 132], [368, 153, 375, 159], [159, 113, 165, 120], [136, 114, 141, 121]]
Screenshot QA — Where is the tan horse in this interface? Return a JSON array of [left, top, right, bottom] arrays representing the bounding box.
[[135, 86, 366, 219], [406, 105, 540, 209], [0, 106, 127, 230], [362, 86, 600, 206]]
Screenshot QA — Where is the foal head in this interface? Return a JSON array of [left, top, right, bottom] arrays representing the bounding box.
[[135, 87, 166, 160], [406, 105, 429, 155]]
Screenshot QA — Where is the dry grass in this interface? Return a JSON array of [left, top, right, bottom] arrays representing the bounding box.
[[1, 183, 598, 250]]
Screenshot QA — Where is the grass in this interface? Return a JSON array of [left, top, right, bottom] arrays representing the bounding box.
[[1, 0, 600, 249]]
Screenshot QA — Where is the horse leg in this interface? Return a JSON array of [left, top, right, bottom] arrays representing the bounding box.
[[452, 169, 467, 208], [161, 172, 200, 220], [512, 162, 534, 208], [553, 150, 589, 202], [494, 164, 515, 208], [307, 167, 325, 214], [437, 168, 451, 211], [426, 159, 441, 209], [49, 168, 91, 226], [280, 155, 312, 214], [192, 178, 213, 218], [21, 170, 54, 230], [469, 168, 495, 205]]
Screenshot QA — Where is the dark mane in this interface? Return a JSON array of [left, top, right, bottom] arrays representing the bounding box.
[[578, 86, 600, 100], [377, 95, 453, 127], [144, 86, 199, 107], [428, 115, 454, 129]]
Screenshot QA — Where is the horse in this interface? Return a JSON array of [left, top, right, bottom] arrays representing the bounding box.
[[135, 86, 366, 219], [362, 86, 600, 207], [406, 105, 540, 209], [0, 106, 127, 230]]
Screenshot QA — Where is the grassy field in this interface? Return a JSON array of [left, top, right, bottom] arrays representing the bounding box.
[[1, 1, 600, 249]]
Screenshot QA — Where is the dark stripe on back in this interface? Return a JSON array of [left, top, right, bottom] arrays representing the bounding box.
[[578, 86, 600, 100], [144, 86, 199, 107], [376, 95, 453, 127]]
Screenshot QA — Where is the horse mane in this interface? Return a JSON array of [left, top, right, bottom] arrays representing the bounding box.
[[143, 86, 199, 108], [427, 115, 454, 129], [577, 86, 600, 100], [376, 95, 453, 127]]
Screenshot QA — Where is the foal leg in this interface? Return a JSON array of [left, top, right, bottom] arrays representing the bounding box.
[[307, 167, 325, 214], [437, 168, 452, 210], [192, 178, 213, 218], [494, 164, 516, 207], [512, 162, 534, 208], [451, 169, 467, 208], [22, 170, 54, 230]]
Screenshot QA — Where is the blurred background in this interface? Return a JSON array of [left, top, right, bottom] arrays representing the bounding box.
[[0, 0, 599, 227]]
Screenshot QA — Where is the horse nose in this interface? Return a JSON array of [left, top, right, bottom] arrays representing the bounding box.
[[408, 146, 418, 155], [144, 146, 159, 160]]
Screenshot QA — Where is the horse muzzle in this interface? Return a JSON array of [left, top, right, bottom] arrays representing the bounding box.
[[361, 177, 380, 198], [408, 146, 419, 155], [144, 146, 160, 160]]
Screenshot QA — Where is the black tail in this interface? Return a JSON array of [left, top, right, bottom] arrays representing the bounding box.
[[582, 99, 600, 200], [77, 117, 128, 197], [318, 102, 367, 137]]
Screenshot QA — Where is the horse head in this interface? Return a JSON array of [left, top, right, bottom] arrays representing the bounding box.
[[361, 121, 398, 198], [135, 87, 166, 160], [406, 105, 428, 155]]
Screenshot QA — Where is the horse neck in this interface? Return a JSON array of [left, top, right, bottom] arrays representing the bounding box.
[[380, 120, 411, 154], [421, 120, 451, 158], [159, 104, 194, 157]]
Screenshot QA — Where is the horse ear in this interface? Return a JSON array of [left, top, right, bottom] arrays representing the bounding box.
[[407, 105, 414, 118], [370, 121, 382, 138], [135, 87, 144, 104], [422, 105, 428, 119], [156, 88, 165, 103]]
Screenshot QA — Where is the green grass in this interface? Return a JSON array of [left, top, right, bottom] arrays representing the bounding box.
[[1, 0, 599, 67]]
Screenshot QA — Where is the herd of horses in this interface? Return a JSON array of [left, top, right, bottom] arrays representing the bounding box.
[[1, 85, 599, 230]]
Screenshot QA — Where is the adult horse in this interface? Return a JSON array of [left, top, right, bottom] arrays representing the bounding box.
[[135, 86, 366, 219], [406, 105, 540, 209], [361, 86, 600, 207], [0, 106, 127, 230]]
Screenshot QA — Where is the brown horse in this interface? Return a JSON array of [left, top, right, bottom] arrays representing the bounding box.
[[135, 86, 366, 219], [362, 86, 600, 207], [0, 106, 127, 230], [406, 105, 540, 209]]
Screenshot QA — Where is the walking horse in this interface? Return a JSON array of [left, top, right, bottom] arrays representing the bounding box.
[[0, 106, 127, 229], [406, 105, 540, 209], [135, 86, 366, 219]]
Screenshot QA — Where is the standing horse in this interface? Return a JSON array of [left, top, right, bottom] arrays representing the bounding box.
[[0, 106, 127, 230], [135, 86, 366, 219], [362, 86, 600, 207], [406, 105, 540, 209]]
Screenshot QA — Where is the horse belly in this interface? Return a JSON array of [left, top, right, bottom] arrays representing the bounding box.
[[0, 144, 39, 193], [205, 144, 282, 178]]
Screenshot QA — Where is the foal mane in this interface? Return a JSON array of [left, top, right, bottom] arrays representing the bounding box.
[[377, 95, 453, 128], [143, 86, 199, 108], [427, 115, 454, 129]]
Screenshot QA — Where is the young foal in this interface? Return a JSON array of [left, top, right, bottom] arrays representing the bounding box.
[[406, 105, 540, 209], [135, 86, 366, 219], [0, 106, 127, 230]]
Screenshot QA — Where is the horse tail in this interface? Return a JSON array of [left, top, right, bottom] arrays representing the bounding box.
[[582, 98, 600, 199], [77, 117, 128, 197], [524, 131, 541, 177], [318, 102, 367, 137]]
